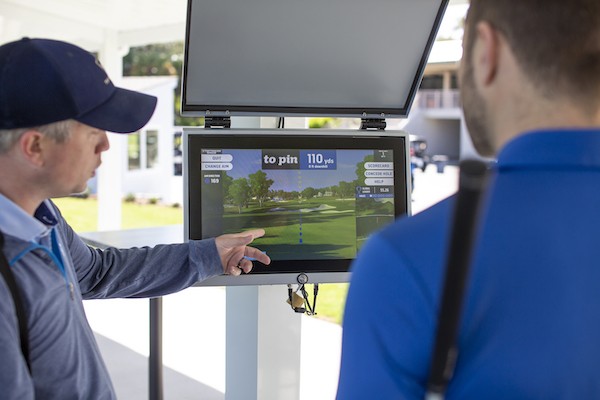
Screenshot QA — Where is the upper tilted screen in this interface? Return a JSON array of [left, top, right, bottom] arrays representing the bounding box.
[[182, 0, 449, 118]]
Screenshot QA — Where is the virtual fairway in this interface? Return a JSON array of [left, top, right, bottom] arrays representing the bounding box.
[[222, 198, 356, 260]]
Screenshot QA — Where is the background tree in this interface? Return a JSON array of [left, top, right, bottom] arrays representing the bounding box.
[[221, 172, 233, 204], [248, 170, 274, 207], [123, 42, 204, 127], [330, 185, 339, 197], [271, 189, 289, 200], [338, 181, 355, 198], [229, 178, 251, 213], [301, 187, 316, 200], [282, 190, 297, 200], [354, 154, 374, 186]]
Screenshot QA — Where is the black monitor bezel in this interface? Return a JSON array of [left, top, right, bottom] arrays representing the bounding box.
[[186, 132, 409, 275]]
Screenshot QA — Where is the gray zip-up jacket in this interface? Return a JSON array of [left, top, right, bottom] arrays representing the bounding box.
[[0, 200, 222, 399]]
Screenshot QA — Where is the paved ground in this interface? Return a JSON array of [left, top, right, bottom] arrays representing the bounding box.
[[84, 165, 459, 400]]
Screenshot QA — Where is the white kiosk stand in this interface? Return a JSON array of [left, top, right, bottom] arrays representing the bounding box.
[[226, 285, 302, 400], [181, 0, 449, 398], [223, 118, 305, 400]]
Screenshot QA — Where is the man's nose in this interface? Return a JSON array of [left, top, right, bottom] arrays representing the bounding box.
[[98, 131, 110, 153]]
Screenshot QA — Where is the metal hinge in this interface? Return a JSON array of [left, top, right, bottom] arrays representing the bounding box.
[[360, 118, 386, 131], [204, 116, 231, 129]]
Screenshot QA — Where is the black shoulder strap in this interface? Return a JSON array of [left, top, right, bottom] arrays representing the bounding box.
[[425, 160, 489, 400], [0, 230, 32, 373]]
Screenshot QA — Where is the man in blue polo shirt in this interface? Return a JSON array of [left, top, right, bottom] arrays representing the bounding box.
[[337, 0, 600, 398], [0, 38, 270, 399]]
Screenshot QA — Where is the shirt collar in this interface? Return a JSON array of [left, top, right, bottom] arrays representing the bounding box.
[[497, 128, 600, 170], [0, 195, 57, 242]]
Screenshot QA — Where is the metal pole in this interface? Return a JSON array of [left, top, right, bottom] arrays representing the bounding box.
[[149, 297, 164, 400]]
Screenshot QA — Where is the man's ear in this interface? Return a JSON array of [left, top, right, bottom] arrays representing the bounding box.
[[473, 21, 500, 87], [18, 129, 46, 167]]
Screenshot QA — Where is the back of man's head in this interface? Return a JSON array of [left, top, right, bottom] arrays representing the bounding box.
[[465, 0, 600, 112]]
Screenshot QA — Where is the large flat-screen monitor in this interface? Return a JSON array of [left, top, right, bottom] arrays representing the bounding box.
[[185, 129, 410, 285], [181, 0, 448, 118]]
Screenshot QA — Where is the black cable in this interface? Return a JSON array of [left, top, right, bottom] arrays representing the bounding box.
[[313, 284, 319, 314], [287, 284, 295, 311], [300, 285, 313, 315]]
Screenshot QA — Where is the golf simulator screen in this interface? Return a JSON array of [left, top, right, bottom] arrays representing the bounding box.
[[186, 132, 409, 276]]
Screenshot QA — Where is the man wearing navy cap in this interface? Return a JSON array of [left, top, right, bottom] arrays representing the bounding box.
[[0, 38, 270, 399], [338, 0, 600, 398]]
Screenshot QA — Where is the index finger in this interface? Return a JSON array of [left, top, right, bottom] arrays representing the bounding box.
[[238, 229, 266, 240]]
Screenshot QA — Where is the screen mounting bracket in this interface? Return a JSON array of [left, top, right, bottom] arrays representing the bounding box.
[[205, 115, 232, 129], [360, 118, 387, 131]]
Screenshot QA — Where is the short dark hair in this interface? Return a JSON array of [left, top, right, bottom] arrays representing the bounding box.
[[464, 0, 600, 111]]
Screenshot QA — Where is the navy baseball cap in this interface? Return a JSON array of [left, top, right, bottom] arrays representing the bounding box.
[[0, 37, 157, 133]]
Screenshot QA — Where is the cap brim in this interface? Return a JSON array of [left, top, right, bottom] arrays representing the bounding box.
[[75, 87, 157, 134]]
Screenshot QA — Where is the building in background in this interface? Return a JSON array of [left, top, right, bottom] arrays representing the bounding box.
[[88, 75, 183, 205], [399, 2, 481, 163]]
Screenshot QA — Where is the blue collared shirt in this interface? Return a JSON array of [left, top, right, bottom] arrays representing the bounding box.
[[0, 195, 49, 243], [338, 128, 600, 399], [0, 197, 71, 288], [0, 197, 222, 399]]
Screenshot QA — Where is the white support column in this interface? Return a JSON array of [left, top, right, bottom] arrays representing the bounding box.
[[256, 285, 302, 400], [442, 71, 452, 109], [226, 285, 302, 400], [225, 116, 305, 400], [96, 31, 129, 231], [231, 116, 262, 129], [226, 286, 259, 399]]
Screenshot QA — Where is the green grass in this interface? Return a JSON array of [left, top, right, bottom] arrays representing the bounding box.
[[313, 283, 349, 325], [51, 196, 349, 325], [224, 198, 358, 259], [52, 197, 183, 231]]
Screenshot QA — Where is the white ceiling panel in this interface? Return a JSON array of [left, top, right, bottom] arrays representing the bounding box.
[[0, 0, 188, 50]]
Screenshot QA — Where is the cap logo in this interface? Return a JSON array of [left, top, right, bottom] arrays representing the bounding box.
[[94, 58, 112, 85]]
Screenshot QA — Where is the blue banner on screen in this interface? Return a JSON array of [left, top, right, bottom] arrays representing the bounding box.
[[300, 150, 337, 170]]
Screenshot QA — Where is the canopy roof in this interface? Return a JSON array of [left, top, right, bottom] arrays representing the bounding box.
[[0, 0, 188, 51], [0, 0, 467, 52]]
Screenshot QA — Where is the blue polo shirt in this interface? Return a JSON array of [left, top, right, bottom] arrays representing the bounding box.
[[338, 129, 600, 399]]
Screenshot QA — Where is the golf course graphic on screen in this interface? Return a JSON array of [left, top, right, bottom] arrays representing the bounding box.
[[200, 147, 396, 261]]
